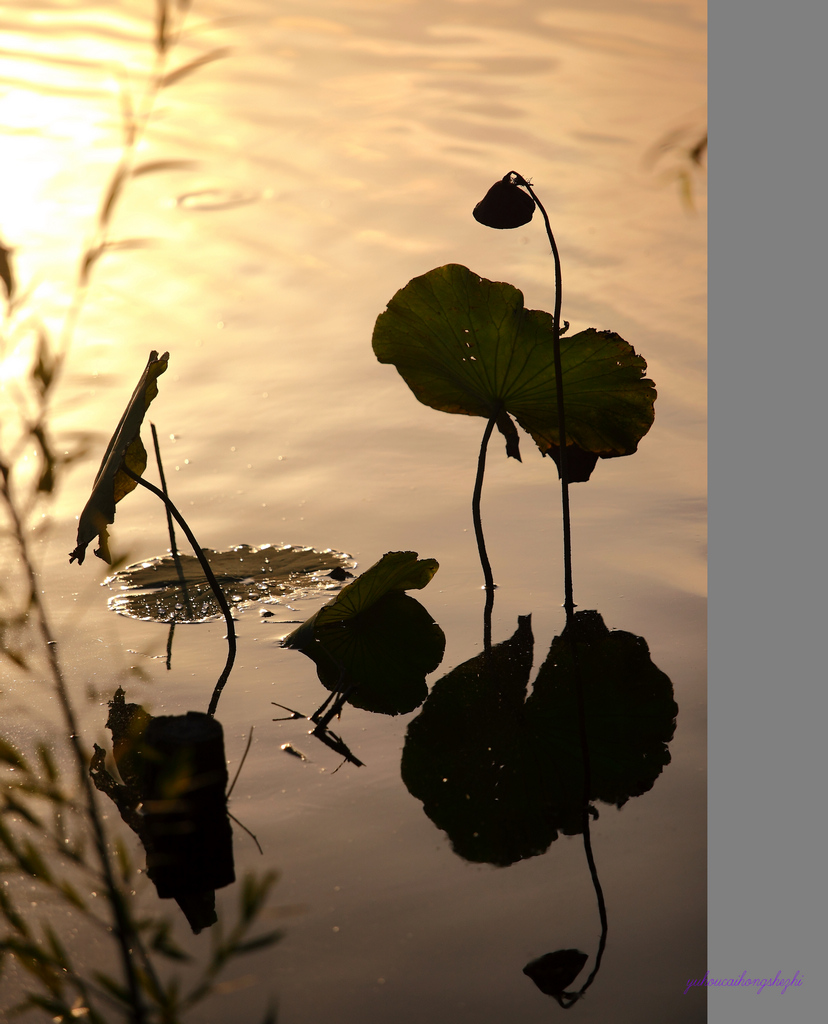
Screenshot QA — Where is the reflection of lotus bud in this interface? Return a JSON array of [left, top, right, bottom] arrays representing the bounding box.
[[473, 173, 535, 228], [523, 949, 589, 997]]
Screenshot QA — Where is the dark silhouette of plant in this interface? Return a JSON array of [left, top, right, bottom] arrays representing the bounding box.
[[69, 350, 238, 716]]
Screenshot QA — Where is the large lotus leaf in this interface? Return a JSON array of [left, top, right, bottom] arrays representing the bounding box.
[[282, 550, 438, 649], [372, 264, 655, 459], [106, 544, 355, 623], [292, 592, 446, 716], [402, 611, 677, 866], [70, 350, 169, 565]]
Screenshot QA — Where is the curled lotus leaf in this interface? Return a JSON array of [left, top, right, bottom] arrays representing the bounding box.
[[70, 350, 169, 565]]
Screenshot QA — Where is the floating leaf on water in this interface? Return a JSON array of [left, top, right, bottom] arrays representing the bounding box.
[[282, 550, 438, 649], [70, 350, 169, 565], [283, 551, 443, 716], [372, 265, 656, 477], [105, 544, 356, 623], [293, 592, 446, 716]]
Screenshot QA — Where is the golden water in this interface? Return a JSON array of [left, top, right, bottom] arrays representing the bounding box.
[[1, 1, 705, 1020]]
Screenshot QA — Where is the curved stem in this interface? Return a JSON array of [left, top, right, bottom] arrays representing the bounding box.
[[472, 411, 499, 597], [566, 620, 609, 1007], [123, 468, 236, 716], [151, 422, 194, 619], [508, 173, 574, 621]]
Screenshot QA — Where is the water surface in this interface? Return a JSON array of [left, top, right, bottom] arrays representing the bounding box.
[[1, 1, 706, 1021]]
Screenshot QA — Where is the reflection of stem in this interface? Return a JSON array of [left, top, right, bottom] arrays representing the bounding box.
[[151, 422, 194, 619], [483, 586, 495, 654], [566, 620, 608, 1007], [570, 813, 609, 1004], [123, 468, 236, 717], [472, 410, 499, 602], [509, 173, 574, 620], [165, 620, 175, 670]]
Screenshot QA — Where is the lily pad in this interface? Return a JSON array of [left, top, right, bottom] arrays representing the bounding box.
[[283, 551, 443, 715], [282, 550, 439, 649], [106, 544, 355, 623], [372, 264, 655, 465]]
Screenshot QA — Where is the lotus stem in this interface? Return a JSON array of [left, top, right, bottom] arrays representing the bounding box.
[[123, 468, 236, 716], [151, 422, 194, 619], [472, 411, 499, 590], [508, 172, 574, 621]]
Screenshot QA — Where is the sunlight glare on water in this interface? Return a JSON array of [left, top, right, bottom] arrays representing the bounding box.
[[0, 2, 705, 1022]]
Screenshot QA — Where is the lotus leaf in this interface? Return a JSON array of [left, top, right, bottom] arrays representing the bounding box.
[[283, 550, 438, 649], [372, 264, 655, 466]]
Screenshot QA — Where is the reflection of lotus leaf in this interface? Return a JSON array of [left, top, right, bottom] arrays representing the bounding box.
[[529, 610, 678, 809], [402, 612, 677, 866], [292, 592, 446, 716], [106, 544, 355, 623], [90, 688, 235, 935], [283, 553, 444, 715]]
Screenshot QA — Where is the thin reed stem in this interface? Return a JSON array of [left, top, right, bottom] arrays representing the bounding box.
[[1, 480, 148, 1024]]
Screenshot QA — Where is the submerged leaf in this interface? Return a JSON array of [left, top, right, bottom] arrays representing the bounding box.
[[372, 265, 656, 472], [70, 351, 169, 565]]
